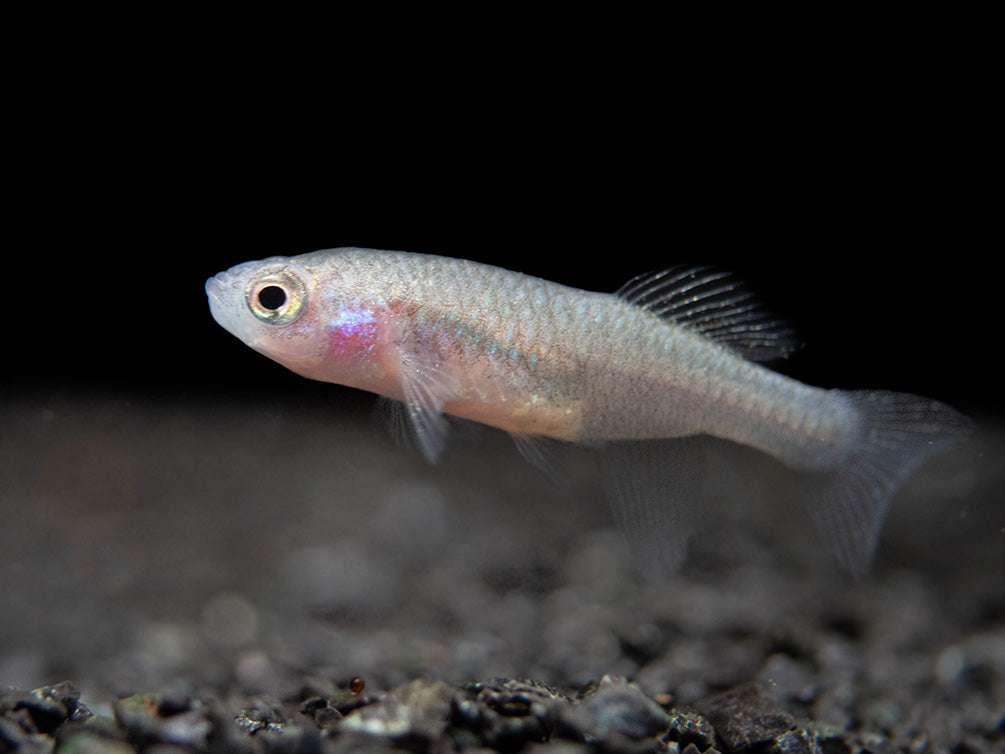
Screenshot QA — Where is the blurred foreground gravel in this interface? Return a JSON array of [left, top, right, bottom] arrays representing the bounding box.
[[1, 394, 1002, 753]]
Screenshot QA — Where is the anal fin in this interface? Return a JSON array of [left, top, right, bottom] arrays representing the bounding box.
[[600, 436, 709, 578]]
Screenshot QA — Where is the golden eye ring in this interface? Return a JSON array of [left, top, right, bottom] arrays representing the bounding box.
[[245, 269, 308, 324]]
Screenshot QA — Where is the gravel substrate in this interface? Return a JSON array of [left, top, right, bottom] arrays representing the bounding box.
[[1, 395, 1002, 753]]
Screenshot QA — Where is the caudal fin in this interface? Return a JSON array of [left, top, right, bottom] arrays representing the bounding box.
[[803, 390, 973, 575]]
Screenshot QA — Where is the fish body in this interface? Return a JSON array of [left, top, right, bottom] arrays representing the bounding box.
[[206, 248, 971, 574]]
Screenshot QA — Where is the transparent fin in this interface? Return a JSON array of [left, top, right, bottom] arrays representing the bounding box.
[[376, 395, 410, 449], [395, 348, 462, 463], [600, 436, 710, 578], [799, 390, 973, 575], [375, 396, 427, 457], [511, 433, 564, 483], [615, 266, 799, 361]]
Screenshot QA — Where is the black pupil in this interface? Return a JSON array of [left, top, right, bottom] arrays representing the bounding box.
[[258, 285, 287, 310]]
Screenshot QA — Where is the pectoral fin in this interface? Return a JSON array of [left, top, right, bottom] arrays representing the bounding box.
[[395, 348, 461, 463]]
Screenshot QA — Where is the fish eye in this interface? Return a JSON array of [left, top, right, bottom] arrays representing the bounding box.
[[257, 285, 287, 310], [245, 269, 308, 325]]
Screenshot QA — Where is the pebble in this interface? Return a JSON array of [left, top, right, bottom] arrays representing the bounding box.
[[696, 682, 798, 752], [0, 674, 998, 752]]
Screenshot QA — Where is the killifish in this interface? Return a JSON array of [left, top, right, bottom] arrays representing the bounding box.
[[206, 248, 972, 575]]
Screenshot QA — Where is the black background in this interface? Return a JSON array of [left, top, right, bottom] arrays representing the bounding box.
[[9, 42, 996, 424], [0, 25, 1001, 750], [19, 164, 993, 421]]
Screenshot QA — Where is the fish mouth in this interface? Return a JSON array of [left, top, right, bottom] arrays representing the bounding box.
[[205, 266, 237, 297], [204, 273, 227, 306], [205, 263, 320, 362], [205, 269, 254, 342]]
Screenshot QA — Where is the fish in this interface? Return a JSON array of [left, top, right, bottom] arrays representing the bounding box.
[[205, 248, 973, 575]]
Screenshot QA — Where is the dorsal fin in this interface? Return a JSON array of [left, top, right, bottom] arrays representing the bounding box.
[[616, 266, 800, 361]]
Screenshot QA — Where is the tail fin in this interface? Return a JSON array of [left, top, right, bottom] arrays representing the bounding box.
[[803, 390, 973, 575]]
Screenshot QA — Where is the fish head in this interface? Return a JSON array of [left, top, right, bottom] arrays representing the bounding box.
[[206, 256, 324, 367]]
